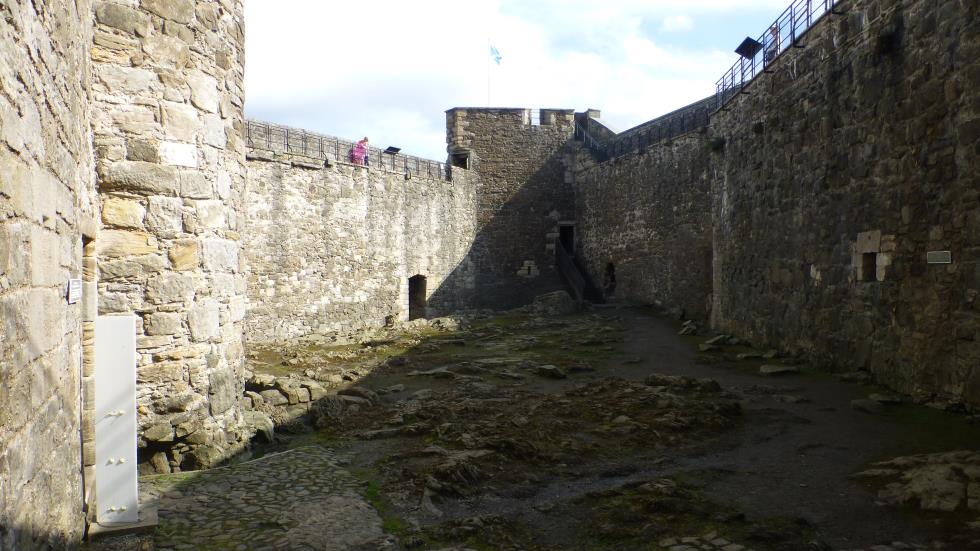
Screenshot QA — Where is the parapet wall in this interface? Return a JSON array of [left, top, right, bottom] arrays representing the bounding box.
[[0, 1, 96, 547], [446, 108, 577, 309], [244, 146, 477, 342], [710, 0, 980, 405]]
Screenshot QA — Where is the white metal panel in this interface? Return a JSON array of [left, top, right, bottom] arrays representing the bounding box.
[[94, 315, 139, 524]]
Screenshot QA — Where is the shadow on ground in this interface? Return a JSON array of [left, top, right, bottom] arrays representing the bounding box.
[[86, 305, 980, 551]]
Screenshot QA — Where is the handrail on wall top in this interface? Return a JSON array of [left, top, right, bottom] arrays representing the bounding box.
[[715, 0, 843, 107], [245, 120, 452, 182]]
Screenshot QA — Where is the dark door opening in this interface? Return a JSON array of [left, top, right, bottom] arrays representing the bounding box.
[[559, 225, 574, 254], [408, 275, 427, 320], [603, 262, 616, 297]]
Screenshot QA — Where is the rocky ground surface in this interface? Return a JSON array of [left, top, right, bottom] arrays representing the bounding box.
[[86, 300, 980, 550]]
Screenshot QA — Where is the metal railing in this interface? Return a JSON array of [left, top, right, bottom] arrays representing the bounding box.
[[716, 0, 843, 107], [574, 96, 714, 162], [245, 120, 452, 182], [575, 123, 609, 161]]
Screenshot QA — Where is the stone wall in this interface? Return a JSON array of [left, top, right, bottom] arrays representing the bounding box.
[[709, 0, 980, 406], [0, 0, 96, 548], [90, 0, 251, 475], [446, 108, 577, 309], [573, 132, 713, 318], [244, 147, 477, 342]]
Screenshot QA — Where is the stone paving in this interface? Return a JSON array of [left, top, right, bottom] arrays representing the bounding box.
[[143, 446, 396, 551]]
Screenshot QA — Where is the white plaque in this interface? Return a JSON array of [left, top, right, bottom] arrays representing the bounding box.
[[67, 278, 82, 304], [926, 251, 952, 264]]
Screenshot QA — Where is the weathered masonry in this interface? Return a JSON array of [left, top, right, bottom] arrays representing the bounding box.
[[570, 0, 980, 407], [445, 108, 580, 310], [0, 1, 96, 547], [243, 122, 478, 342], [1, 0, 979, 547]]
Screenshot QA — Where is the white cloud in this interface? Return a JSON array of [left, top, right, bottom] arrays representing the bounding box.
[[661, 15, 694, 32], [245, 0, 783, 160]]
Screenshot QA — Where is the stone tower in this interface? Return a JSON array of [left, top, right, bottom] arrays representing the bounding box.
[[88, 0, 248, 475]]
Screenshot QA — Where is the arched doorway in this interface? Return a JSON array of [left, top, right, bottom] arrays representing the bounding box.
[[408, 275, 427, 320]]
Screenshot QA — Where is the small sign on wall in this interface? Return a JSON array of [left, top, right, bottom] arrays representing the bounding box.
[[67, 278, 82, 304], [926, 251, 952, 264]]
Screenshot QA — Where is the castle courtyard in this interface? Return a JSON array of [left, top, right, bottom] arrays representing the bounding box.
[[89, 302, 980, 550], [3, 0, 978, 548]]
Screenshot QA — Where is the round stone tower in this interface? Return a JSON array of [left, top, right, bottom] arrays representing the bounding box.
[[89, 0, 249, 474]]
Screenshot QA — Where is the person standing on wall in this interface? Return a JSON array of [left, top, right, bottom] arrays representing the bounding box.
[[351, 137, 369, 166], [764, 25, 780, 66]]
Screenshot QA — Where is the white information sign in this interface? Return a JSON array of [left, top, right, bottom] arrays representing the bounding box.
[[67, 278, 82, 304], [94, 315, 139, 525]]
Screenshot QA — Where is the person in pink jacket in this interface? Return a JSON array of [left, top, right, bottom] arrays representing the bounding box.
[[351, 137, 369, 165]]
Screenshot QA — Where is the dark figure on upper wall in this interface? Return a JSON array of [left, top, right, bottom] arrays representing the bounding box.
[[764, 24, 780, 66]]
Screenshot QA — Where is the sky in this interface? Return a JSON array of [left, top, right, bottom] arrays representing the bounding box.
[[245, 0, 791, 161]]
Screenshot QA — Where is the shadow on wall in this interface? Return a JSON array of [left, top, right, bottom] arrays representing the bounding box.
[[429, 148, 579, 313]]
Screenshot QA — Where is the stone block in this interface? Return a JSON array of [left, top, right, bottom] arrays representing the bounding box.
[[214, 171, 232, 199], [0, 221, 29, 287], [187, 72, 219, 114], [169, 239, 200, 271], [188, 299, 220, 342], [101, 196, 145, 228], [29, 226, 61, 287], [201, 238, 239, 273], [144, 312, 181, 336], [208, 368, 238, 415], [194, 200, 226, 229], [145, 196, 184, 237], [142, 34, 189, 67], [143, 423, 174, 442], [126, 138, 159, 163], [244, 411, 275, 443], [159, 142, 198, 168], [95, 2, 150, 36], [162, 102, 199, 142], [138, 360, 185, 385], [856, 230, 882, 254], [202, 114, 226, 148], [259, 389, 288, 406], [145, 272, 195, 304], [179, 171, 211, 199], [137, 335, 172, 350], [97, 161, 179, 196], [142, 0, 195, 23], [96, 64, 158, 95], [99, 255, 166, 280], [175, 418, 202, 438], [184, 444, 224, 470], [98, 230, 159, 258]]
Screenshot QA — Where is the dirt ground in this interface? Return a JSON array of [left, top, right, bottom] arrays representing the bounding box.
[[238, 305, 980, 550], [87, 305, 980, 550]]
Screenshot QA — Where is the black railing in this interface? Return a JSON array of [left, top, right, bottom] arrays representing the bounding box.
[[245, 120, 452, 182], [716, 0, 844, 107]]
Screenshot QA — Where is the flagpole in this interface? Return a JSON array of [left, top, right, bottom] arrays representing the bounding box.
[[487, 38, 490, 106]]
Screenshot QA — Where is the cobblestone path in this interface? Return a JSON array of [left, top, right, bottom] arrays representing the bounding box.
[[143, 447, 396, 551]]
